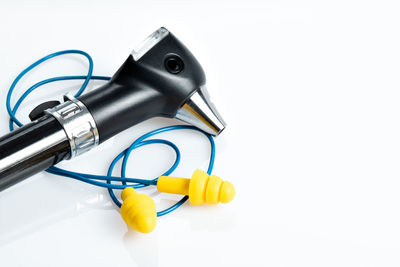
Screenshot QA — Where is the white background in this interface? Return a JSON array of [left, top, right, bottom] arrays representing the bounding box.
[[0, 0, 400, 266]]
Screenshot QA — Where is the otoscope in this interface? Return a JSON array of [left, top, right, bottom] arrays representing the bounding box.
[[1, 28, 234, 233]]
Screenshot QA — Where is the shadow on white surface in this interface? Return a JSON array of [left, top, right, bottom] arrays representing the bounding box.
[[123, 228, 159, 267], [120, 204, 236, 267], [0, 176, 114, 247]]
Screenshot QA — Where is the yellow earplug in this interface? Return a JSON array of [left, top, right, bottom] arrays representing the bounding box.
[[120, 187, 157, 233], [157, 169, 235, 205]]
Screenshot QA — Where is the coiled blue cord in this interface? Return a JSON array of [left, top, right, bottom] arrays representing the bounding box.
[[6, 50, 216, 216]]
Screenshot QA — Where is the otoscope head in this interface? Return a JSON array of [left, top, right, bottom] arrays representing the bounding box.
[[76, 27, 227, 142], [129, 27, 226, 136]]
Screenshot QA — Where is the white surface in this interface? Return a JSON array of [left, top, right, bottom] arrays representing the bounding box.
[[1, 0, 400, 266]]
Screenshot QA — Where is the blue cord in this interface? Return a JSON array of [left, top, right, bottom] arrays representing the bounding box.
[[6, 50, 216, 216]]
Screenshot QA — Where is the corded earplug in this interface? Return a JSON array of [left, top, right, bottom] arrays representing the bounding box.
[[120, 187, 157, 233], [121, 170, 235, 233], [157, 169, 235, 205]]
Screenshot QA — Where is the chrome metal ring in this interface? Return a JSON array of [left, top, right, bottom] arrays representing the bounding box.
[[45, 93, 99, 159]]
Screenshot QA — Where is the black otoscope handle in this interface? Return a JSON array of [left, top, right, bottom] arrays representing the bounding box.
[[0, 29, 207, 191], [0, 116, 70, 190]]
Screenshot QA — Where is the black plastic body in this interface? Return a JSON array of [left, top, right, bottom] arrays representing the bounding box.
[[0, 116, 70, 190], [78, 31, 206, 142], [0, 29, 206, 190]]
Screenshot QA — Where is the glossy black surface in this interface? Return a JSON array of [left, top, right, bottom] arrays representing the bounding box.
[[0, 116, 70, 191], [0, 29, 207, 190], [78, 31, 206, 142]]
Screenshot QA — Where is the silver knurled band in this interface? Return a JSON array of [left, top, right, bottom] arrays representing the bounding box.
[[45, 93, 99, 159]]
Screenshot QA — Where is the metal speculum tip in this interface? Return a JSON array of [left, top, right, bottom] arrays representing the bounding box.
[[175, 87, 226, 136]]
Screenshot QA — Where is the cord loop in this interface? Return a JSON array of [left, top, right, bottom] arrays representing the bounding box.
[[6, 50, 215, 216]]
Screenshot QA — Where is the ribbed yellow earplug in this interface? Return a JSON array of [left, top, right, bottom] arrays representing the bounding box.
[[157, 169, 235, 205], [120, 187, 157, 233]]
